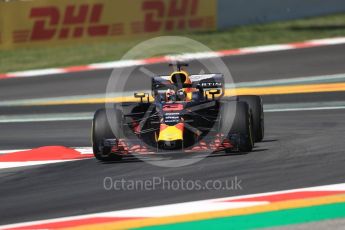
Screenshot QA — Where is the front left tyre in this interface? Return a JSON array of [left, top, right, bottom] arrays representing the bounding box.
[[220, 101, 254, 153], [238, 95, 264, 142]]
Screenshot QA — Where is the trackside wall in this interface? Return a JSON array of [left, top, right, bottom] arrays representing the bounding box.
[[217, 0, 345, 29], [1, 0, 345, 49], [0, 0, 216, 49]]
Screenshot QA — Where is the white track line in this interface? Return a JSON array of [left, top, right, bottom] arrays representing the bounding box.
[[264, 101, 345, 112], [0, 149, 30, 154], [234, 73, 345, 88], [265, 106, 345, 112], [0, 112, 93, 123]]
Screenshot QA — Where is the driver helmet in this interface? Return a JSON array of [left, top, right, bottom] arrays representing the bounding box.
[[165, 88, 176, 102]]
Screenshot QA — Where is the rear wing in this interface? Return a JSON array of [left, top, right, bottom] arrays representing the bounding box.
[[189, 74, 224, 90], [152, 74, 224, 92]]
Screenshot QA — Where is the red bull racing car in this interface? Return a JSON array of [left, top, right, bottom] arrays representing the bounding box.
[[92, 63, 264, 161]]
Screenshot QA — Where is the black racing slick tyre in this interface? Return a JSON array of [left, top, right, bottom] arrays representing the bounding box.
[[92, 108, 122, 161], [220, 101, 254, 153], [238, 95, 264, 142]]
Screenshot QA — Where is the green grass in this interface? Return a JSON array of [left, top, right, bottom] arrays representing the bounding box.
[[1, 13, 345, 73], [135, 202, 345, 230]]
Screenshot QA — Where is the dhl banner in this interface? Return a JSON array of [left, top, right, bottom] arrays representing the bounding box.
[[0, 0, 216, 49]]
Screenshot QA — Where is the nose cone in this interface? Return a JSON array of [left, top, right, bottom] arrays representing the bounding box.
[[158, 123, 184, 142]]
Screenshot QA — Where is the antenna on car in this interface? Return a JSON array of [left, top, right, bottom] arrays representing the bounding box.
[[169, 62, 189, 71]]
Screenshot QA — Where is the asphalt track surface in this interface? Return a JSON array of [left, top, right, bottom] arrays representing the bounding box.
[[1, 44, 345, 225]]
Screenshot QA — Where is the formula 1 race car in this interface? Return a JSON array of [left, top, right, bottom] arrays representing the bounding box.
[[92, 63, 264, 161]]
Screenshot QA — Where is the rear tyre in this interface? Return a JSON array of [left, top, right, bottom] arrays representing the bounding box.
[[220, 101, 254, 153], [238, 95, 264, 142], [92, 108, 123, 161]]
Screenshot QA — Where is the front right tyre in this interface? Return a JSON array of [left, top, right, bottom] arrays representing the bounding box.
[[92, 108, 122, 161]]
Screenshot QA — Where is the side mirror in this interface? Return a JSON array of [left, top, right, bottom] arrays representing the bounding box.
[[134, 92, 149, 103], [206, 89, 221, 100]]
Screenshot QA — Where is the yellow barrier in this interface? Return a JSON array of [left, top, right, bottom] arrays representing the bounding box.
[[0, 0, 216, 49]]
